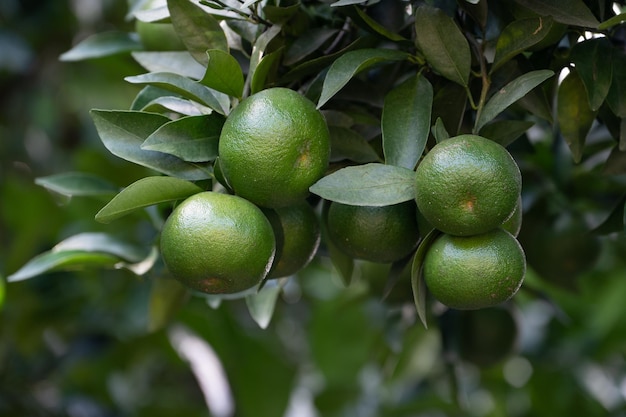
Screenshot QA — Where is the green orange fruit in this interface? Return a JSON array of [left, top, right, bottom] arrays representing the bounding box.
[[160, 192, 275, 294]]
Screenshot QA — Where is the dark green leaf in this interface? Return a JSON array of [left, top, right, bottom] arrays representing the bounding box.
[[284, 28, 338, 66], [475, 69, 554, 133], [317, 48, 409, 108], [591, 195, 626, 235], [604, 145, 626, 175], [571, 38, 613, 111], [351, 6, 408, 42], [142, 114, 224, 162], [148, 277, 189, 332], [167, 0, 228, 65], [309, 163, 416, 206], [557, 69, 597, 163], [514, 0, 600, 28], [35, 172, 118, 197], [479, 119, 534, 147], [132, 51, 206, 80], [432, 82, 467, 136], [90, 110, 210, 180], [492, 17, 554, 73], [249, 25, 282, 85], [606, 52, 626, 117], [125, 72, 228, 115], [200, 49, 245, 98], [329, 126, 381, 163], [414, 5, 471, 87], [250, 48, 283, 95], [95, 176, 204, 223], [410, 229, 441, 329], [59, 31, 142, 61], [432, 117, 450, 143], [382, 73, 433, 170], [7, 250, 121, 283], [263, 3, 300, 24]]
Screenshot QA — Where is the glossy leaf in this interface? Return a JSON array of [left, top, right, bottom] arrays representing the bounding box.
[[329, 126, 381, 163], [557, 69, 597, 163], [571, 38, 613, 111], [432, 117, 450, 143], [249, 25, 283, 89], [410, 229, 441, 329], [245, 281, 283, 329], [125, 72, 228, 115], [95, 176, 204, 223], [250, 48, 283, 95], [141, 96, 212, 116], [514, 0, 600, 28], [382, 73, 433, 170], [492, 17, 554, 73], [7, 250, 121, 283], [35, 172, 118, 197], [59, 31, 142, 61], [142, 114, 224, 162], [283, 28, 338, 66], [475, 69, 554, 133], [132, 51, 207, 80], [167, 0, 228, 65], [309, 163, 416, 206], [200, 49, 245, 98], [53, 232, 148, 263], [479, 119, 534, 147], [90, 110, 210, 180], [414, 5, 471, 87], [317, 48, 409, 108]]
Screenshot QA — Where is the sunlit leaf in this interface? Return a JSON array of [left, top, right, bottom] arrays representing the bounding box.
[[95, 176, 204, 223], [167, 0, 228, 65], [492, 16, 554, 73], [557, 69, 597, 162], [132, 51, 207, 80], [59, 31, 142, 61], [90, 110, 210, 180], [310, 163, 415, 206], [514, 0, 600, 28], [410, 229, 441, 328], [317, 48, 409, 108], [141, 96, 212, 116], [200, 49, 245, 98], [125, 72, 228, 115], [414, 5, 471, 87], [571, 38, 613, 111], [248, 24, 283, 88], [382, 73, 433, 170], [141, 114, 224, 162], [35, 172, 118, 197], [245, 281, 283, 329], [475, 69, 554, 133], [53, 232, 148, 263]]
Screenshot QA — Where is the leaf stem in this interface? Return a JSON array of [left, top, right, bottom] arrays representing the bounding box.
[[465, 31, 490, 134]]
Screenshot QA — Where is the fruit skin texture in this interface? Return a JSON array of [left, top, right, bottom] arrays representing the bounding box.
[[264, 202, 321, 279], [423, 228, 526, 310], [218, 88, 331, 208], [160, 192, 276, 294], [326, 201, 420, 263], [414, 135, 521, 236]]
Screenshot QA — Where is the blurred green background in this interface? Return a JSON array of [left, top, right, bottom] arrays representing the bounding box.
[[3, 1, 626, 416]]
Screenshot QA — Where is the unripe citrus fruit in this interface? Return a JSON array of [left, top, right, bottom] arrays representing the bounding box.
[[160, 192, 275, 294], [415, 135, 522, 236], [218, 88, 331, 208], [326, 201, 420, 263], [423, 228, 526, 310], [264, 202, 321, 279]]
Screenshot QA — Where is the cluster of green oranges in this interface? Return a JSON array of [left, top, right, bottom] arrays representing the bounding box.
[[160, 88, 330, 294], [416, 135, 526, 310]]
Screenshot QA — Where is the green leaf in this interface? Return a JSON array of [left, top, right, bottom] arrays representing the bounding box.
[[604, 145, 626, 175], [248, 24, 283, 89], [132, 51, 207, 80], [321, 202, 354, 286], [331, 0, 367, 6], [599, 12, 626, 30], [479, 119, 534, 147], [571, 38, 613, 111], [53, 232, 149, 263], [351, 6, 408, 42], [591, 195, 626, 235], [141, 114, 224, 162], [7, 250, 121, 283], [491, 16, 554, 73], [432, 82, 467, 136], [475, 69, 554, 133], [167, 0, 228, 65], [90, 110, 210, 180], [309, 163, 416, 206], [250, 48, 283, 95], [558, 69, 597, 162], [606, 52, 626, 117], [59, 31, 142, 61], [382, 73, 433, 170], [329, 126, 381, 163], [432, 117, 450, 143], [148, 277, 189, 332], [284, 28, 338, 66], [410, 229, 441, 329], [263, 3, 300, 24], [317, 48, 409, 108], [125, 72, 228, 115], [245, 281, 283, 329], [200, 49, 245, 98], [95, 176, 203, 223], [414, 5, 471, 87], [141, 96, 213, 116], [35, 172, 118, 197], [514, 0, 600, 28]]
